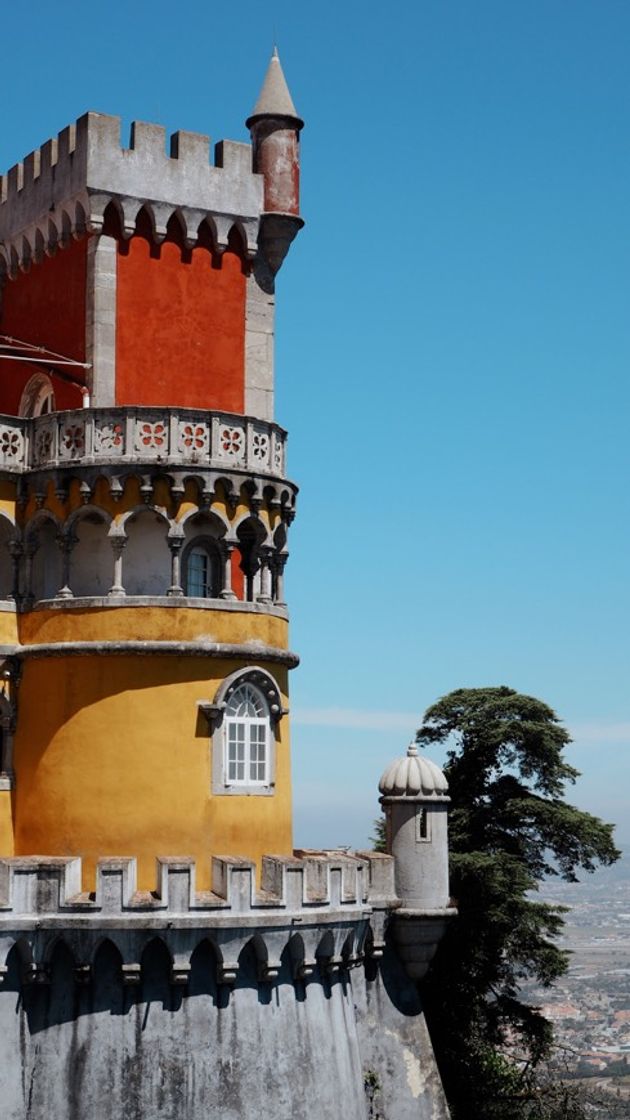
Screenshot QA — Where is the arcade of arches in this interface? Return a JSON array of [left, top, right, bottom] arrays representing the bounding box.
[[0, 506, 288, 608]]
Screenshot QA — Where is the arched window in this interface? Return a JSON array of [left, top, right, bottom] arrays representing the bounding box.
[[224, 682, 270, 787], [19, 373, 55, 417], [183, 538, 221, 598]]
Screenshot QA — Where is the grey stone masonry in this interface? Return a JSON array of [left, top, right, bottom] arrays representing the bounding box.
[[0, 113, 264, 271], [245, 259, 275, 420], [0, 851, 451, 1120]]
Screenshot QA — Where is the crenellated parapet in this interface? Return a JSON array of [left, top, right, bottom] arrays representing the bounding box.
[[0, 113, 264, 276], [0, 852, 399, 987], [0, 850, 454, 989], [0, 849, 453, 1120]]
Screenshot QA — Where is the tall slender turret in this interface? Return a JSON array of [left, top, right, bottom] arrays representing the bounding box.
[[247, 48, 304, 275]]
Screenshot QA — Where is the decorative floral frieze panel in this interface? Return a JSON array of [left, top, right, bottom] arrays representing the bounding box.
[[273, 437, 284, 474], [218, 425, 245, 461], [178, 421, 209, 458], [59, 422, 85, 459], [134, 419, 168, 456], [0, 408, 287, 477], [251, 428, 270, 467], [34, 424, 54, 465], [94, 421, 124, 455], [0, 425, 24, 466]]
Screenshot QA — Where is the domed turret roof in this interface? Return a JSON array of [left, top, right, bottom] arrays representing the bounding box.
[[379, 744, 449, 799]]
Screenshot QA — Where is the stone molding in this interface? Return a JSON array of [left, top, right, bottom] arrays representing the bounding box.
[[0, 640, 299, 667], [0, 113, 264, 275], [27, 596, 288, 618]]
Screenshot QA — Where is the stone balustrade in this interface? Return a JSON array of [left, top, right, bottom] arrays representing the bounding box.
[[0, 407, 287, 477]]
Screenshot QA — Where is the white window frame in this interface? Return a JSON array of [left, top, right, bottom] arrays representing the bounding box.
[[224, 682, 270, 788], [19, 373, 56, 418]]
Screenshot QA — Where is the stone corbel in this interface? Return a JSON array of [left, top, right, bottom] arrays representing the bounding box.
[[197, 701, 224, 730]]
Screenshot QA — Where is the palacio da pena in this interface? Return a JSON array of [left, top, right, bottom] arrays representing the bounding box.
[[0, 50, 454, 1120]]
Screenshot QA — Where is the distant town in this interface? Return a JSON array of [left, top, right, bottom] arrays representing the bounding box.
[[521, 849, 630, 1117]]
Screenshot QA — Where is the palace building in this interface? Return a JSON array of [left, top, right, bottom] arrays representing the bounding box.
[[0, 52, 454, 1120]]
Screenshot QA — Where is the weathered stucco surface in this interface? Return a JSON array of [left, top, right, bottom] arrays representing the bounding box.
[[0, 931, 448, 1120]]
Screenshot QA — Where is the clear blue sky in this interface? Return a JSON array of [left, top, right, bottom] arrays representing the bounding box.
[[3, 1, 629, 849]]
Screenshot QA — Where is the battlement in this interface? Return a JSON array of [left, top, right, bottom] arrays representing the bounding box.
[[0, 852, 399, 987], [0, 852, 397, 921], [0, 112, 264, 269]]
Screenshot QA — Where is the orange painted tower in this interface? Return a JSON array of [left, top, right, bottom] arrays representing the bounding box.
[[0, 50, 304, 889]]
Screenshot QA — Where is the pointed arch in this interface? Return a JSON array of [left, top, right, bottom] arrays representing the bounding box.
[[134, 205, 156, 244], [140, 936, 173, 1007], [226, 223, 248, 271], [180, 508, 229, 599], [196, 217, 217, 254], [117, 505, 172, 596], [188, 937, 219, 998], [66, 506, 114, 597], [0, 514, 17, 600], [92, 937, 124, 1013], [164, 211, 187, 251], [235, 515, 267, 602], [101, 199, 124, 240], [27, 510, 62, 601]]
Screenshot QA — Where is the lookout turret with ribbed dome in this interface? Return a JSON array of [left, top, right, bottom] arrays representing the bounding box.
[[378, 743, 455, 979]]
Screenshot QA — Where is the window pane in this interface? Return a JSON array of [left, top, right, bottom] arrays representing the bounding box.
[[224, 682, 271, 786], [188, 548, 209, 597], [226, 683, 266, 718]]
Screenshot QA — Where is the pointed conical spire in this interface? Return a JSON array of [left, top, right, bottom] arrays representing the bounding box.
[[247, 47, 303, 128]]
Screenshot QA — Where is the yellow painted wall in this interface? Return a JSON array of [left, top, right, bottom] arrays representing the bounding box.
[[11, 652, 292, 891], [17, 604, 288, 649], [0, 791, 13, 856], [0, 480, 17, 523], [0, 608, 18, 645]]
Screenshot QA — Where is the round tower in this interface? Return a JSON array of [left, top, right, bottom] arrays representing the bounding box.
[[0, 75, 304, 890], [379, 743, 450, 909]]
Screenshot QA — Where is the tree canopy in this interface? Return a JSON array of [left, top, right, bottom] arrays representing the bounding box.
[[414, 686, 620, 1120]]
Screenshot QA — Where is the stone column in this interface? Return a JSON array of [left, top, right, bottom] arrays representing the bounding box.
[[219, 543, 237, 600], [108, 536, 127, 597], [273, 552, 288, 607], [23, 535, 37, 608], [167, 537, 184, 597], [55, 533, 76, 600], [7, 539, 22, 603], [256, 548, 273, 605], [0, 714, 14, 779]]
